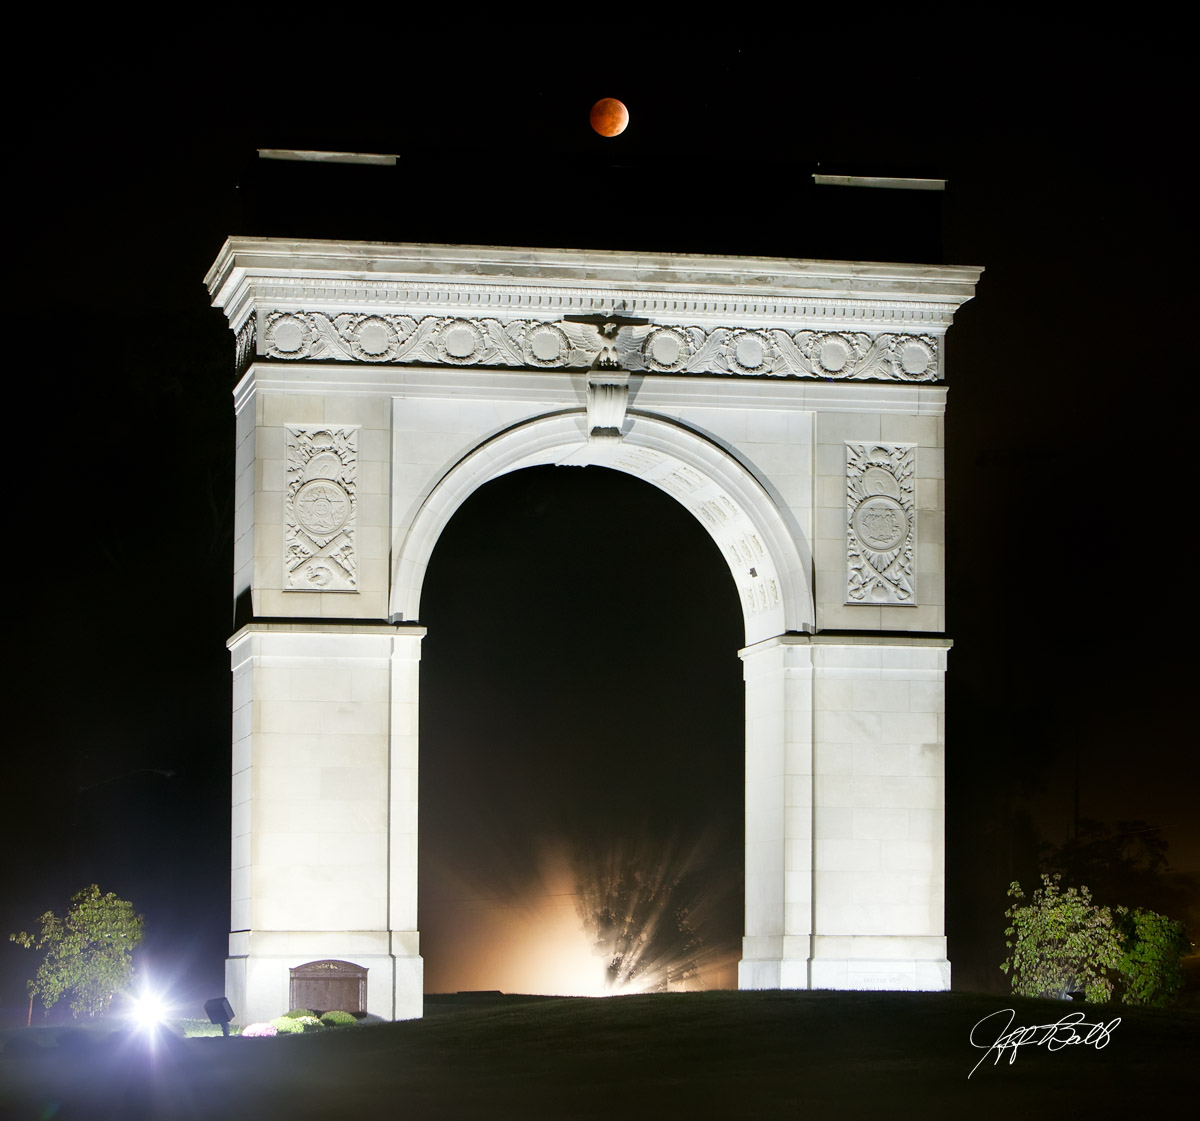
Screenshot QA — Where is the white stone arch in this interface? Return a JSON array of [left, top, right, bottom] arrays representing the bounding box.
[[392, 409, 814, 645], [207, 239, 981, 1022]]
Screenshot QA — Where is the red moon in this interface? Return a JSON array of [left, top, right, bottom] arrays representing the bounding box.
[[590, 98, 629, 137]]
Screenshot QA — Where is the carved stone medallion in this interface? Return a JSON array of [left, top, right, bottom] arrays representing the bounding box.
[[294, 479, 352, 537], [852, 496, 909, 552]]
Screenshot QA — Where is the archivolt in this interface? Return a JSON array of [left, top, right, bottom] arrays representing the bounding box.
[[391, 410, 813, 644]]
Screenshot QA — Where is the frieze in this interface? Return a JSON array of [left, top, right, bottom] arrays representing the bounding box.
[[624, 326, 938, 381], [262, 311, 604, 368], [259, 308, 940, 381], [846, 443, 917, 604], [285, 426, 358, 591]]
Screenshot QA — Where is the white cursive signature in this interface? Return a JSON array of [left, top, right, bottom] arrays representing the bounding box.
[[968, 1008, 1121, 1079]]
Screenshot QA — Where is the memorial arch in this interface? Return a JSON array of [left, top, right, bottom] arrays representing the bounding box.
[[206, 240, 981, 1023]]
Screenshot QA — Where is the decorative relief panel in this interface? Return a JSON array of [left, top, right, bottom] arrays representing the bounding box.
[[846, 443, 916, 605], [262, 311, 604, 368], [258, 309, 939, 381], [623, 326, 938, 381], [285, 427, 358, 591]]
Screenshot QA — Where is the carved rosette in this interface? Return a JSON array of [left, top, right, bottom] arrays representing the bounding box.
[[725, 330, 778, 375], [641, 327, 692, 372], [254, 309, 940, 381], [522, 322, 572, 367], [285, 426, 358, 591], [845, 443, 916, 605]]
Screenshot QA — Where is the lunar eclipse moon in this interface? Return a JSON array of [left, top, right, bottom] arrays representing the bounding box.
[[590, 98, 629, 137]]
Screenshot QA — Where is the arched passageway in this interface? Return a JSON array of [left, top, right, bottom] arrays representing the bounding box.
[[418, 465, 744, 994]]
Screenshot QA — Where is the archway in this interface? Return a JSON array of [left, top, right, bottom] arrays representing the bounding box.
[[392, 410, 814, 645], [417, 465, 744, 994]]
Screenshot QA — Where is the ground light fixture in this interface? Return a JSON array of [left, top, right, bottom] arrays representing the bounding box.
[[205, 996, 235, 1037]]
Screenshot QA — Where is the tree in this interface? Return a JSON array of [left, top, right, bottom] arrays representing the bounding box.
[[1042, 818, 1170, 909], [1001, 874, 1191, 1007], [10, 885, 144, 1018], [1001, 874, 1122, 1001]]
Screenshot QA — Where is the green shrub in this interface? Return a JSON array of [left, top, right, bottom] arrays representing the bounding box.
[[1115, 908, 1190, 1007], [270, 1016, 305, 1034], [320, 1010, 357, 1027], [1002, 875, 1191, 1008], [281, 1008, 316, 1019]]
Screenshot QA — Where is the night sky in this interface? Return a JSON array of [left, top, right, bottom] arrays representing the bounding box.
[[3, 24, 1194, 1019]]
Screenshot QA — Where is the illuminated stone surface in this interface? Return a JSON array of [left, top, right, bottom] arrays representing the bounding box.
[[207, 240, 980, 1023]]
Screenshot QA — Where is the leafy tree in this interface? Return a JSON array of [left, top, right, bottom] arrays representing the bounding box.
[[1042, 818, 1171, 909], [1001, 874, 1122, 1001], [10, 885, 144, 1018], [1001, 874, 1191, 1007], [1114, 908, 1190, 1008]]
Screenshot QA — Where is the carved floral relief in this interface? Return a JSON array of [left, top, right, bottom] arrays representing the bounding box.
[[258, 309, 939, 382]]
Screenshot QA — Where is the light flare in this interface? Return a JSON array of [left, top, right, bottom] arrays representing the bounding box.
[[424, 828, 740, 996], [129, 990, 169, 1031]]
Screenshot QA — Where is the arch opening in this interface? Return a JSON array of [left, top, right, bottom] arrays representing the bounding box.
[[393, 411, 814, 646], [417, 465, 745, 996]]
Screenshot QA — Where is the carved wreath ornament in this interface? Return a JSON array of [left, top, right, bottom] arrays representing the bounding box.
[[846, 443, 917, 605], [260, 310, 939, 381]]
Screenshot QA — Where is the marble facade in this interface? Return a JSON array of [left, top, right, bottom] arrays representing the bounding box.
[[206, 240, 980, 1022]]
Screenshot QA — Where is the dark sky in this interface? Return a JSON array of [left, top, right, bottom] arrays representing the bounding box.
[[3, 23, 1194, 1015]]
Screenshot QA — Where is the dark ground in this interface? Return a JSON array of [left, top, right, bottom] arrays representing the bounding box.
[[2, 991, 1197, 1120]]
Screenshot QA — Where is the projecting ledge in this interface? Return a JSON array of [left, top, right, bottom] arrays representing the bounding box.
[[226, 621, 427, 670], [227, 621, 427, 649], [740, 632, 953, 659]]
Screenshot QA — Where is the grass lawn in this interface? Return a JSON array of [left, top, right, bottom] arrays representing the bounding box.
[[1, 990, 1196, 1119]]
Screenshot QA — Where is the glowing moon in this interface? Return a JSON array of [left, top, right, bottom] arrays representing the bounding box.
[[590, 98, 629, 138]]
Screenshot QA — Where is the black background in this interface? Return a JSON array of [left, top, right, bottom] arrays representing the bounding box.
[[3, 20, 1193, 1017]]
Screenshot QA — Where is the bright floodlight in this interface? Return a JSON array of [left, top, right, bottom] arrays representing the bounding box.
[[131, 992, 167, 1031]]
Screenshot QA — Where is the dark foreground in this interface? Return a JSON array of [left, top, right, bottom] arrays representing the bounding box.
[[2, 991, 1197, 1119]]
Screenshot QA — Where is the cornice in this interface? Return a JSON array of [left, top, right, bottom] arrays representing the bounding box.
[[207, 238, 983, 383]]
